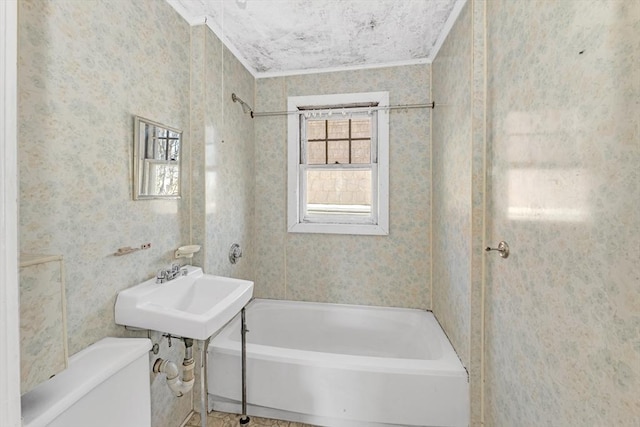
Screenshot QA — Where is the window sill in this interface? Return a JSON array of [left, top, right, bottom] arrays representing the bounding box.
[[287, 222, 388, 236]]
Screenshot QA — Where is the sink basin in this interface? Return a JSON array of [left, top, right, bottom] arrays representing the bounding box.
[[115, 266, 253, 340]]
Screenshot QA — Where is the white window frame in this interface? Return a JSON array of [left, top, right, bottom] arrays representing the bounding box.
[[287, 91, 389, 235]]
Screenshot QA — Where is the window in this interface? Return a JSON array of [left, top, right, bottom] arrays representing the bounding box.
[[287, 92, 389, 235], [138, 123, 180, 197]]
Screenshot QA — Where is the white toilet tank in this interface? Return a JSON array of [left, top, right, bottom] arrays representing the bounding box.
[[21, 337, 152, 427]]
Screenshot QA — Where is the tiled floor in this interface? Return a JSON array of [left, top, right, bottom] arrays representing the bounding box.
[[185, 411, 317, 427]]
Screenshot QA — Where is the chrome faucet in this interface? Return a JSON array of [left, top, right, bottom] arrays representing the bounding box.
[[156, 263, 188, 284]]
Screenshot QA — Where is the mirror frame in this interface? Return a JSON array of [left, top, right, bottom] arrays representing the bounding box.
[[133, 115, 183, 200]]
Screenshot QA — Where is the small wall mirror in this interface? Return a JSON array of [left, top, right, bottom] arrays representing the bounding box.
[[133, 116, 182, 200]]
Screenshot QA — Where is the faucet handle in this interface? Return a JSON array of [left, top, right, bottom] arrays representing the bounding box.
[[156, 269, 167, 284]]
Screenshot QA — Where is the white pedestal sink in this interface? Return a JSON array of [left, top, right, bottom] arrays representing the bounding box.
[[115, 266, 253, 340]]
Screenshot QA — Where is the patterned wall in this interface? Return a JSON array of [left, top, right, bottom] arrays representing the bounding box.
[[18, 1, 636, 426], [431, 1, 486, 424], [18, 1, 193, 425], [432, 0, 639, 425], [484, 0, 639, 425], [190, 25, 256, 281], [254, 65, 432, 309], [432, 0, 472, 369]]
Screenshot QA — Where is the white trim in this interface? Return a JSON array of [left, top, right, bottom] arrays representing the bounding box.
[[165, 0, 202, 26], [202, 18, 258, 80], [0, 1, 22, 426], [288, 222, 388, 236], [165, 0, 259, 78], [255, 58, 431, 79], [429, 0, 468, 62], [287, 92, 389, 236]]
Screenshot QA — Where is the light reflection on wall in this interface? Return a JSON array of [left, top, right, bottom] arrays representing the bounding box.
[[505, 110, 591, 222], [206, 125, 218, 212], [507, 168, 590, 222]]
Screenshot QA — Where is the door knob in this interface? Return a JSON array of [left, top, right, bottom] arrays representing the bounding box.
[[485, 241, 509, 258]]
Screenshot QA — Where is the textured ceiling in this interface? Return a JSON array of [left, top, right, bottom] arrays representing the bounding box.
[[167, 0, 463, 77]]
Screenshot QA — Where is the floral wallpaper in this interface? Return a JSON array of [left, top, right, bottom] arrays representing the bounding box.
[[254, 65, 431, 309], [203, 29, 255, 282], [432, 1, 486, 424], [190, 24, 256, 281], [432, 0, 472, 368], [484, 0, 639, 425], [433, 0, 639, 425], [19, 256, 66, 395], [432, 1, 481, 424], [18, 0, 192, 425], [17, 1, 637, 426]]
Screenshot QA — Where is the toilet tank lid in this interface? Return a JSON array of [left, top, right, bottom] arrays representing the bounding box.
[[21, 337, 151, 427]]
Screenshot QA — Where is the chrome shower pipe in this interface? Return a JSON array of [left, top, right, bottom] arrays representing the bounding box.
[[231, 93, 254, 117]]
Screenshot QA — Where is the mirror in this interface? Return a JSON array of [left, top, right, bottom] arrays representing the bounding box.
[[133, 116, 182, 200]]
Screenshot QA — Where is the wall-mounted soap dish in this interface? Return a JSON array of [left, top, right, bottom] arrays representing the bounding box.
[[175, 245, 201, 259]]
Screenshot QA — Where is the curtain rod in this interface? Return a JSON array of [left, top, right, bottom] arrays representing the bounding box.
[[249, 102, 436, 118]]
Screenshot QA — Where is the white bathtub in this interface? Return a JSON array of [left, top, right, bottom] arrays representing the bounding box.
[[208, 299, 468, 427]]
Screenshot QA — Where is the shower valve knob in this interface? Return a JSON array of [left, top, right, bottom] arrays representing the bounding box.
[[229, 243, 243, 264]]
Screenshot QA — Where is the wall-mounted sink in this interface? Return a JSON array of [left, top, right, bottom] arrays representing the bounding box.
[[115, 266, 253, 340]]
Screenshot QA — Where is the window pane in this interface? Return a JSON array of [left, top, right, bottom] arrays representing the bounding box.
[[149, 164, 180, 195], [305, 169, 372, 215], [143, 129, 155, 159], [307, 140, 326, 164], [168, 138, 180, 161], [288, 92, 388, 234], [351, 140, 370, 164], [156, 137, 167, 160], [351, 119, 371, 138], [327, 140, 349, 164], [307, 120, 325, 140], [327, 120, 349, 139]]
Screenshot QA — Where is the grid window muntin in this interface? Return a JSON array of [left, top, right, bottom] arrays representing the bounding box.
[[287, 91, 389, 235], [141, 126, 180, 196], [303, 116, 374, 165], [144, 127, 180, 161], [299, 110, 378, 224], [299, 104, 378, 224]]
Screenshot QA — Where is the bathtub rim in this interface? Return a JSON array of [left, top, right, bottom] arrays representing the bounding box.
[[210, 298, 467, 377]]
